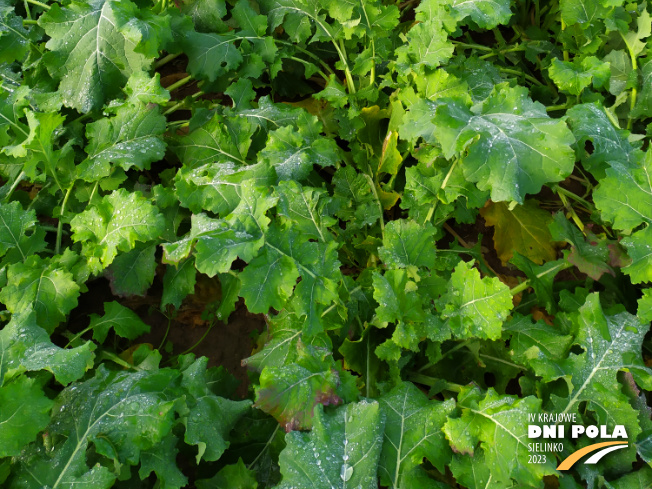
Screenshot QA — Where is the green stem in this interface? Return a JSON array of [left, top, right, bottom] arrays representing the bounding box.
[[498, 67, 543, 86], [165, 75, 193, 93], [179, 321, 215, 355], [561, 20, 569, 62], [364, 173, 384, 240], [26, 0, 49, 9], [408, 373, 463, 392], [604, 107, 621, 129], [88, 180, 99, 204], [22, 19, 38, 25], [337, 39, 356, 94], [479, 46, 526, 59], [510, 262, 568, 296], [5, 170, 25, 201], [418, 340, 471, 372], [155, 52, 181, 70], [478, 354, 526, 371], [248, 425, 280, 470], [158, 315, 173, 351], [98, 350, 142, 371], [65, 325, 93, 348], [56, 183, 75, 255], [628, 88, 637, 130], [425, 159, 458, 223], [556, 189, 584, 232], [453, 41, 493, 52], [24, 0, 32, 19], [369, 39, 376, 86], [554, 185, 592, 209], [164, 89, 204, 116], [287, 56, 329, 82], [276, 40, 336, 75], [546, 102, 571, 112], [167, 119, 190, 129]]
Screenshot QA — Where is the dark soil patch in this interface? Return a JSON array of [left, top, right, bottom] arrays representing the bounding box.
[[137, 300, 265, 399], [69, 273, 265, 399]]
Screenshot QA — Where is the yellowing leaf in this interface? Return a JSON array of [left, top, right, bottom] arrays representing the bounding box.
[[480, 200, 556, 265], [378, 131, 402, 176]]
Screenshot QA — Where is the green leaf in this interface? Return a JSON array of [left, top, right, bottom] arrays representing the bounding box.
[[70, 188, 165, 274], [106, 244, 157, 297], [378, 382, 455, 489], [182, 31, 244, 82], [621, 9, 651, 61], [139, 434, 188, 489], [11, 366, 180, 489], [503, 314, 572, 381], [339, 326, 383, 398], [181, 357, 252, 462], [510, 254, 568, 313], [0, 309, 94, 385], [242, 310, 332, 371], [240, 224, 341, 335], [276, 400, 384, 489], [88, 301, 150, 344], [560, 0, 610, 26], [259, 112, 339, 182], [566, 102, 642, 178], [604, 50, 632, 96], [632, 60, 652, 118], [594, 150, 652, 233], [433, 85, 575, 203], [179, 0, 227, 32], [182, 0, 276, 82], [196, 458, 258, 489], [80, 96, 167, 180], [0, 256, 80, 333], [161, 257, 197, 310], [444, 0, 512, 29], [0, 201, 46, 264], [0, 85, 32, 157], [552, 294, 652, 454], [254, 343, 355, 431], [0, 376, 53, 458], [396, 21, 454, 71], [437, 260, 513, 340], [0, 6, 39, 64], [175, 161, 275, 217], [548, 56, 610, 96], [39, 0, 150, 112], [444, 387, 556, 487], [113, 2, 173, 58], [172, 112, 253, 169], [637, 289, 652, 323], [372, 270, 428, 356], [275, 180, 336, 242], [20, 110, 76, 191], [622, 226, 652, 284], [379, 219, 437, 270], [605, 467, 652, 489], [549, 212, 613, 280], [332, 166, 381, 229]]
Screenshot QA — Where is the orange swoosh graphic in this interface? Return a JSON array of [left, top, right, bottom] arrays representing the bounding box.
[[557, 441, 628, 470]]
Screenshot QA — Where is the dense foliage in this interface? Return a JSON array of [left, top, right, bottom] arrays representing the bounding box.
[[1, 0, 652, 486]]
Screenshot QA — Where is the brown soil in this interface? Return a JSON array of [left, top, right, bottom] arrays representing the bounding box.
[[136, 300, 265, 399], [69, 273, 266, 399]]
